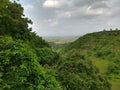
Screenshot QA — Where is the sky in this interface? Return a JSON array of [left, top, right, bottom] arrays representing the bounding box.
[[18, 0, 120, 37]]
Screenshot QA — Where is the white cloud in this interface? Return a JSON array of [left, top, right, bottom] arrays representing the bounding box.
[[42, 0, 72, 8], [86, 6, 112, 16], [43, 0, 61, 8]]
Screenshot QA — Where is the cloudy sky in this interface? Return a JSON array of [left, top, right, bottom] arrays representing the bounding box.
[[19, 0, 120, 37]]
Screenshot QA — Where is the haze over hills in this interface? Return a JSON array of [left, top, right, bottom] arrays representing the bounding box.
[[44, 29, 119, 45], [44, 36, 79, 44], [44, 36, 79, 49]]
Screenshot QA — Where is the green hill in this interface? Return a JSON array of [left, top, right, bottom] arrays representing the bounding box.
[[0, 0, 119, 90], [64, 30, 120, 90]]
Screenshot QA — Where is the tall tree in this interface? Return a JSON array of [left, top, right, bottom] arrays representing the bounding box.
[[0, 0, 49, 47], [0, 0, 32, 39]]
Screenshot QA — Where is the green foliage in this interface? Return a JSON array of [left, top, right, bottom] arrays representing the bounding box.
[[58, 71, 110, 90], [56, 51, 111, 90], [107, 64, 120, 75], [0, 0, 30, 37], [35, 47, 59, 66], [0, 36, 63, 90], [63, 30, 120, 90], [0, 0, 49, 48], [1, 0, 119, 90], [0, 1, 63, 90], [29, 32, 49, 48]]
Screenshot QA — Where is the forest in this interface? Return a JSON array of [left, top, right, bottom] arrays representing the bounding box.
[[0, 0, 120, 90]]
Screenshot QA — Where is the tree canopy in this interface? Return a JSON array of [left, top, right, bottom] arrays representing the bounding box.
[[0, 0, 49, 48]]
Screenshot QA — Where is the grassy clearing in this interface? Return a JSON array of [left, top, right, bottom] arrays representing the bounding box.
[[91, 57, 120, 90], [110, 80, 120, 90], [91, 57, 110, 74]]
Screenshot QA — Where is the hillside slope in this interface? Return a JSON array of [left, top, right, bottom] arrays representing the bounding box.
[[64, 30, 120, 90]]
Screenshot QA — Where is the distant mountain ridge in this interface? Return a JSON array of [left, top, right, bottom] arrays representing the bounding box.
[[45, 36, 79, 44]]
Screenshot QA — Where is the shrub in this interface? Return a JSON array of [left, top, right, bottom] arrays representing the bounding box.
[[0, 36, 63, 90]]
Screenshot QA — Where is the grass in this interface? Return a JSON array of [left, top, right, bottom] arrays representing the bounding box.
[[110, 80, 120, 90], [90, 57, 110, 74], [91, 57, 120, 90]]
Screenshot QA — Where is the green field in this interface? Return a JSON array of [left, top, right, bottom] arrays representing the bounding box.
[[91, 58, 110, 74], [91, 58, 120, 90], [110, 80, 120, 90]]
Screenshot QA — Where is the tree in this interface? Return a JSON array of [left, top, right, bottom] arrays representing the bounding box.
[[56, 52, 111, 90], [0, 0, 31, 39], [0, 0, 49, 48], [0, 36, 63, 90]]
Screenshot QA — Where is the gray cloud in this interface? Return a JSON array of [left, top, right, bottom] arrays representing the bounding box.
[[90, 1, 109, 9], [20, 0, 120, 37], [73, 0, 102, 6]]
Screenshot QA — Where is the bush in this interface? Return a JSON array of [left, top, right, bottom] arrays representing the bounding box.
[[57, 57, 111, 90], [0, 36, 63, 90], [35, 47, 59, 66]]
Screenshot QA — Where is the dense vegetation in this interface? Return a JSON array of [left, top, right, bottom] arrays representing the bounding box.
[[63, 30, 120, 90], [0, 0, 62, 90], [0, 37, 62, 90], [56, 52, 110, 90], [1, 0, 118, 90]]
